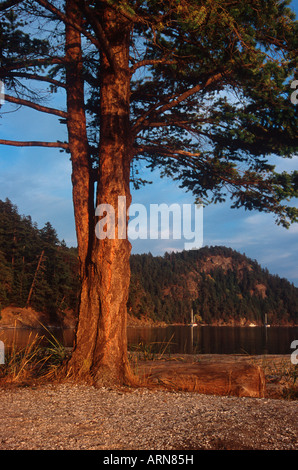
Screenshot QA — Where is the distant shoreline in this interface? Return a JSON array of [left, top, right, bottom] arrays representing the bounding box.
[[0, 306, 297, 330], [0, 321, 297, 329]]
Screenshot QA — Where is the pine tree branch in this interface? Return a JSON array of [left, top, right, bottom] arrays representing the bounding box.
[[35, 0, 119, 73], [134, 143, 202, 160], [35, 0, 101, 50], [137, 116, 212, 132], [133, 72, 225, 134], [35, 0, 120, 73], [0, 0, 24, 11], [130, 59, 177, 74], [135, 143, 263, 189], [81, 3, 120, 73], [10, 72, 66, 89], [157, 73, 224, 116], [97, 0, 146, 24], [0, 57, 65, 75], [0, 139, 69, 149], [4, 94, 68, 118]]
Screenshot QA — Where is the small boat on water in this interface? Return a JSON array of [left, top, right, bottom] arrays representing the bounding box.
[[188, 308, 198, 326]]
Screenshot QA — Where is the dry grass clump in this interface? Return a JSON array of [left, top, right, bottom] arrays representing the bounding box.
[[254, 355, 298, 400], [0, 326, 67, 387], [1, 330, 297, 400]]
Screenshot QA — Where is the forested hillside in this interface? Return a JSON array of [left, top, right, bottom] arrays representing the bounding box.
[[128, 248, 298, 325], [0, 199, 297, 326], [0, 199, 79, 323]]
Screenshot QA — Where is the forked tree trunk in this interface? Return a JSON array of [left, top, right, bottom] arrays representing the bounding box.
[[65, 2, 134, 386]]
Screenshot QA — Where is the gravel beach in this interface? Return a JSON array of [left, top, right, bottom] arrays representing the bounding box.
[[0, 382, 297, 451]]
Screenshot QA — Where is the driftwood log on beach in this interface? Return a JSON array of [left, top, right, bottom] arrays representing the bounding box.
[[138, 361, 266, 398]]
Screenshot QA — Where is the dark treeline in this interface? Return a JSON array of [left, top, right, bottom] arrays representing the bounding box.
[[0, 199, 297, 325], [0, 199, 79, 321], [128, 247, 298, 326]]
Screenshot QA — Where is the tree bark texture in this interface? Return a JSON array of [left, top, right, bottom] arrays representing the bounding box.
[[66, 2, 134, 386], [64, 0, 92, 271]]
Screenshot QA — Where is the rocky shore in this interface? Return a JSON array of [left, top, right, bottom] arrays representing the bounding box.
[[0, 353, 297, 451], [0, 382, 297, 450], [1, 307, 296, 329], [0, 308, 297, 451]]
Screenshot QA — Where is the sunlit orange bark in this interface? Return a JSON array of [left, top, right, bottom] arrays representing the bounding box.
[[65, 1, 134, 386]]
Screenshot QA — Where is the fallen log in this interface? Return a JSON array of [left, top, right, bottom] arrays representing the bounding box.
[[138, 360, 266, 398]]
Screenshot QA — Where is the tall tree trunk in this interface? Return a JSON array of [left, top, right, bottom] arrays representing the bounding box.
[[66, 3, 134, 386], [64, 0, 93, 271], [26, 250, 45, 308]]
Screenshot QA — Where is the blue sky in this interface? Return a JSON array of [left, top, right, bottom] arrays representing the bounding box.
[[0, 1, 297, 287]]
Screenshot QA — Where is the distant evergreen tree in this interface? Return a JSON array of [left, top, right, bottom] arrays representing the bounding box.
[[0, 199, 79, 320], [129, 244, 298, 325], [0, 199, 297, 325]]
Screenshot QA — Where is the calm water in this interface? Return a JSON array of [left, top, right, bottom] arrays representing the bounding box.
[[0, 325, 297, 355], [127, 325, 298, 355]]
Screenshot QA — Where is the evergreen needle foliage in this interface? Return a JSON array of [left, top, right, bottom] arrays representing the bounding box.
[[128, 247, 298, 325], [0, 199, 79, 319], [0, 199, 297, 326]]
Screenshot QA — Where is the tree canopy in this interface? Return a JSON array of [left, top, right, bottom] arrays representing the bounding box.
[[1, 0, 297, 224]]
